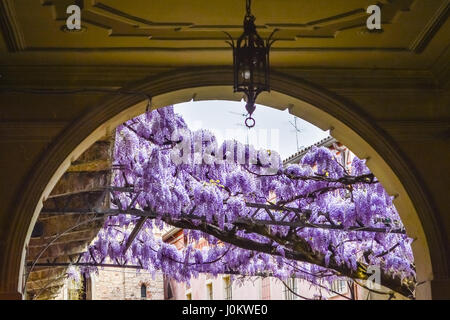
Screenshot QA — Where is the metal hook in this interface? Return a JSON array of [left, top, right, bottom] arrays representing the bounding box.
[[245, 116, 256, 128]]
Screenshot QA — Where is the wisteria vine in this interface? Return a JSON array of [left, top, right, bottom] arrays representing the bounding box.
[[76, 106, 416, 298]]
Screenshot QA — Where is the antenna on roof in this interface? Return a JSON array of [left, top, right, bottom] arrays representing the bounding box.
[[288, 116, 304, 152]]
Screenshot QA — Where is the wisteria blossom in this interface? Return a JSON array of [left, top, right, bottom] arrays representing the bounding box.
[[78, 106, 416, 298]]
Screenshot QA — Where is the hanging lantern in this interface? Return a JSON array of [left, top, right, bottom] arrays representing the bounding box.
[[226, 0, 277, 128]]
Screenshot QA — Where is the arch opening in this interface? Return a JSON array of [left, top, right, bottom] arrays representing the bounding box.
[[2, 73, 438, 300]]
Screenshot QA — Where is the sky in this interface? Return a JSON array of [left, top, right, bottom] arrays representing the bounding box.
[[173, 100, 330, 160]]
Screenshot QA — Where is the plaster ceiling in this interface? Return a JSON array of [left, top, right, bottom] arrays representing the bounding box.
[[0, 0, 448, 84]]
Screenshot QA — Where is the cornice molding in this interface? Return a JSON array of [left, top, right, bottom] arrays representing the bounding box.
[[0, 121, 67, 143], [0, 65, 174, 88], [278, 68, 438, 90], [431, 43, 450, 89], [408, 1, 450, 54], [378, 120, 450, 142], [0, 0, 25, 52], [0, 65, 440, 90]]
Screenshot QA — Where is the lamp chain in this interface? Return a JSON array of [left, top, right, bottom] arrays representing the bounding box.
[[246, 0, 252, 16]]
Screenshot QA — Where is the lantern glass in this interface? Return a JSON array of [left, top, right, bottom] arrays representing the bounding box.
[[242, 69, 251, 81], [235, 46, 269, 91]]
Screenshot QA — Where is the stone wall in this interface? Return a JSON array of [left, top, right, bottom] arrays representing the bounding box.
[[25, 138, 113, 300], [53, 267, 164, 300], [90, 267, 164, 300]]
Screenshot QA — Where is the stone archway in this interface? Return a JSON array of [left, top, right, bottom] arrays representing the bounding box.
[[1, 68, 445, 299]]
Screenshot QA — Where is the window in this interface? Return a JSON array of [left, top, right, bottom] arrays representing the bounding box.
[[206, 282, 213, 300], [331, 280, 348, 295], [141, 284, 147, 299], [81, 273, 93, 300], [283, 277, 298, 300], [167, 283, 174, 299], [223, 276, 232, 300], [164, 276, 174, 300]]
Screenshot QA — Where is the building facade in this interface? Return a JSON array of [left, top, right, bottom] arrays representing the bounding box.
[[162, 227, 376, 300]]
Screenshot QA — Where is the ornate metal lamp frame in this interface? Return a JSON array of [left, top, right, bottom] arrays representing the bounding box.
[[226, 0, 277, 128]]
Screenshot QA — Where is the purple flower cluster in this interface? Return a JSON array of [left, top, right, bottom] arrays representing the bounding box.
[[76, 106, 415, 295]]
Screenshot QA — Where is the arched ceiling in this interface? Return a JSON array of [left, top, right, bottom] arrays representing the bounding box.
[[0, 0, 448, 88]]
